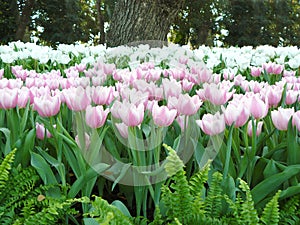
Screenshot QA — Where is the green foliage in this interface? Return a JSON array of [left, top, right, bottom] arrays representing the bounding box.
[[0, 0, 18, 44], [84, 196, 133, 225], [0, 148, 17, 194], [154, 145, 283, 225], [279, 195, 300, 225], [0, 148, 89, 225]]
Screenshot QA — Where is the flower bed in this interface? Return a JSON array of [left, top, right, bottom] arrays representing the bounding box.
[[0, 41, 300, 224]]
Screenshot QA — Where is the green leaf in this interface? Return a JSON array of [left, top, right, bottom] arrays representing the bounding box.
[[251, 165, 300, 205], [68, 163, 109, 198], [111, 200, 132, 217], [287, 119, 300, 165], [0, 128, 11, 156], [30, 151, 58, 185]]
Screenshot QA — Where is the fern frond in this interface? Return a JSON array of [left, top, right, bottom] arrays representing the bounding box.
[[260, 190, 281, 225], [149, 205, 163, 225], [85, 196, 133, 225], [0, 148, 17, 194], [279, 194, 300, 225], [204, 171, 223, 218], [162, 144, 193, 224], [238, 179, 259, 225]]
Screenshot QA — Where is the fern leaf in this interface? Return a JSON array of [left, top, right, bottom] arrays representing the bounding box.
[[238, 179, 259, 225], [260, 190, 281, 225], [0, 148, 17, 194], [204, 172, 223, 218]]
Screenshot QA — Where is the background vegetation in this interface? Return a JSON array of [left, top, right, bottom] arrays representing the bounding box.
[[0, 0, 299, 48]]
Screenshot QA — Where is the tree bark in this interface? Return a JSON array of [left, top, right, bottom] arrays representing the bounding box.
[[106, 0, 185, 47], [15, 0, 35, 41], [96, 0, 106, 45]]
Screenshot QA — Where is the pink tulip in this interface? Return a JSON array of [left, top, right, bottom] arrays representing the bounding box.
[[103, 63, 116, 75], [272, 64, 284, 75], [250, 67, 262, 77], [36, 122, 52, 140], [203, 83, 233, 105], [115, 122, 129, 138], [249, 95, 268, 119], [247, 120, 263, 137], [285, 90, 298, 105], [75, 63, 86, 72], [234, 74, 246, 86], [117, 101, 144, 127], [162, 78, 182, 98], [92, 86, 116, 105], [283, 70, 296, 77], [177, 94, 202, 116], [271, 107, 295, 131], [34, 95, 61, 117], [176, 115, 188, 131], [179, 56, 188, 65], [292, 111, 300, 132], [190, 67, 212, 84], [196, 112, 225, 136], [0, 88, 18, 109], [110, 100, 122, 119], [18, 87, 30, 108], [85, 105, 109, 128], [75, 132, 91, 150], [222, 104, 249, 127], [181, 79, 194, 92], [63, 86, 91, 111], [266, 86, 282, 107], [0, 69, 4, 79], [152, 102, 177, 127]]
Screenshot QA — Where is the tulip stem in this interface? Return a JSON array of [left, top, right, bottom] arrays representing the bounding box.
[[223, 125, 234, 180]]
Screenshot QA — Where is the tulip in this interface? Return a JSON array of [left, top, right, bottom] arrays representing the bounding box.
[[285, 90, 298, 105], [115, 122, 129, 138], [265, 86, 282, 107], [85, 105, 109, 129], [75, 132, 91, 150], [181, 79, 194, 92], [152, 103, 177, 127], [249, 95, 268, 119], [0, 68, 4, 79], [247, 120, 263, 137], [63, 86, 91, 111], [36, 122, 52, 140], [271, 107, 295, 131], [292, 111, 300, 132], [203, 83, 233, 105], [18, 87, 30, 108], [250, 67, 262, 77], [34, 95, 61, 117], [177, 94, 202, 116], [222, 104, 249, 127], [92, 86, 116, 105], [162, 78, 182, 98], [196, 112, 225, 136], [118, 101, 144, 127], [176, 115, 187, 131], [0, 88, 18, 109], [103, 63, 116, 75]]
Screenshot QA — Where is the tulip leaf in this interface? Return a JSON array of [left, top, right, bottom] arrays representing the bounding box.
[[30, 151, 58, 185], [68, 163, 109, 198], [111, 200, 132, 217], [0, 128, 11, 156], [251, 164, 300, 205], [287, 119, 300, 165]]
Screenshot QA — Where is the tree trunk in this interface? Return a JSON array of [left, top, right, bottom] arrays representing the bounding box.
[[15, 0, 35, 41], [106, 0, 185, 47], [96, 0, 106, 45]]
